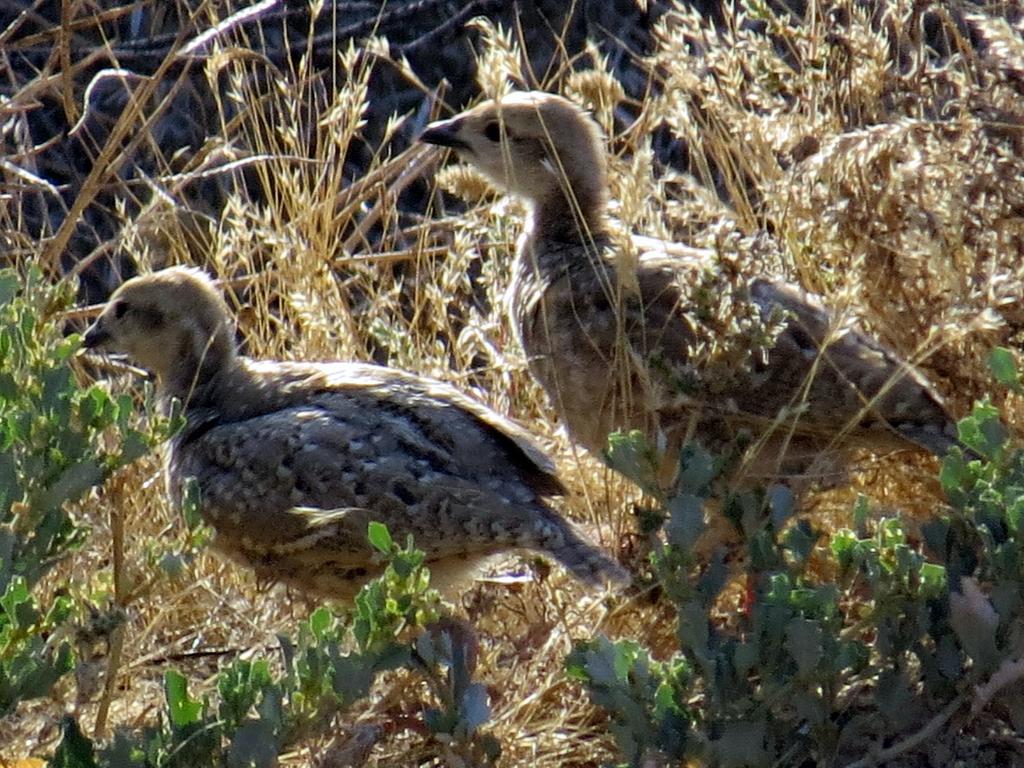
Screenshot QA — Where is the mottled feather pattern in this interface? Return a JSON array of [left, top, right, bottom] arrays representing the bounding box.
[[421, 91, 966, 486], [83, 269, 627, 599]]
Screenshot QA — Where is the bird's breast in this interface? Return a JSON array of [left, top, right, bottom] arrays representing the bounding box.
[[510, 268, 666, 455]]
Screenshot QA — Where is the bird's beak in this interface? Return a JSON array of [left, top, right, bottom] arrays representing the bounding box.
[[419, 118, 468, 151], [82, 322, 111, 349]]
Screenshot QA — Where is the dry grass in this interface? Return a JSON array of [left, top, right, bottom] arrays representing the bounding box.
[[3, 1, 1024, 765]]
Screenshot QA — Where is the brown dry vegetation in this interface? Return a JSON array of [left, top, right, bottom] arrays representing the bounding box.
[[2, 1, 1024, 765]]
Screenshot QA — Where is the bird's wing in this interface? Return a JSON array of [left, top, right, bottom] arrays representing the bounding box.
[[748, 279, 959, 453], [630, 250, 958, 453], [172, 393, 563, 559], [299, 362, 569, 495]]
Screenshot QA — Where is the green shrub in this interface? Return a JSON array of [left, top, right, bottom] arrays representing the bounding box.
[[48, 527, 499, 767], [0, 267, 166, 715], [570, 350, 1024, 767]]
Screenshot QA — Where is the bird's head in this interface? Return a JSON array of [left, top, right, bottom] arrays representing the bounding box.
[[83, 267, 237, 391], [420, 91, 608, 224]]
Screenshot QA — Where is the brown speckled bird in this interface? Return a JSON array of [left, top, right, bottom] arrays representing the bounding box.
[[82, 267, 627, 598], [420, 91, 965, 487]]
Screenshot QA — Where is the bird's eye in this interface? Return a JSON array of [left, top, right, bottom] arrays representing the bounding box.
[[113, 300, 129, 319], [483, 121, 502, 142]]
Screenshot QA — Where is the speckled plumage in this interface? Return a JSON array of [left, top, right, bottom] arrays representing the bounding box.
[[421, 92, 964, 486], [82, 267, 627, 598]]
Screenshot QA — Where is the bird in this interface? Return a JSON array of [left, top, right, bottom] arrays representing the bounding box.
[[419, 91, 966, 490], [81, 266, 628, 599]]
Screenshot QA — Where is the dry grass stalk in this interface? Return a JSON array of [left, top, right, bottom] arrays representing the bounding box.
[[3, 1, 1023, 765]]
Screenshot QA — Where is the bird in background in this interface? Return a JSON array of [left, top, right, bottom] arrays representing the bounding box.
[[82, 266, 628, 599], [420, 91, 966, 491]]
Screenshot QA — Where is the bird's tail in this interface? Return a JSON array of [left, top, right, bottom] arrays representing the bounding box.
[[538, 516, 631, 588]]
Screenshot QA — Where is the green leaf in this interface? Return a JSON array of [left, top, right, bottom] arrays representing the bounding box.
[[1, 576, 31, 624], [979, 415, 1009, 455], [935, 633, 963, 680], [19, 310, 35, 338], [957, 400, 1007, 458], [939, 450, 969, 495], [367, 521, 393, 554], [713, 719, 768, 768], [256, 685, 285, 736], [733, 641, 759, 677], [50, 715, 98, 768], [988, 347, 1021, 391], [308, 606, 333, 640], [117, 431, 151, 466], [835, 639, 870, 674], [17, 643, 72, 700], [98, 731, 146, 768], [392, 551, 417, 579], [875, 670, 921, 728], [786, 618, 823, 677], [677, 600, 710, 659], [564, 642, 593, 682], [45, 594, 75, 625], [459, 682, 491, 731], [158, 551, 187, 577], [424, 705, 457, 735], [695, 551, 728, 603], [164, 669, 203, 728], [677, 442, 716, 496], [0, 272, 18, 309], [919, 563, 946, 596], [665, 493, 706, 551], [180, 478, 203, 530], [0, 372, 17, 403], [0, 450, 18, 517], [116, 394, 135, 430], [569, 638, 619, 687], [218, 659, 273, 731], [612, 639, 641, 682], [38, 458, 105, 511], [768, 483, 795, 527], [605, 430, 660, 494], [54, 337, 78, 362], [13, 591, 41, 628], [226, 719, 278, 768], [1009, 496, 1024, 537], [40, 366, 72, 416], [330, 654, 375, 704]]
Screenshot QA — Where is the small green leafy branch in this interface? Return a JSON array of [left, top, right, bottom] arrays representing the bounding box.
[[50, 525, 499, 767], [571, 349, 1024, 767], [0, 266, 173, 718]]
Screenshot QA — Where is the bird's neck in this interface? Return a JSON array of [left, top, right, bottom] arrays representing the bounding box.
[[528, 182, 608, 245], [158, 336, 242, 411], [521, 191, 611, 280]]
